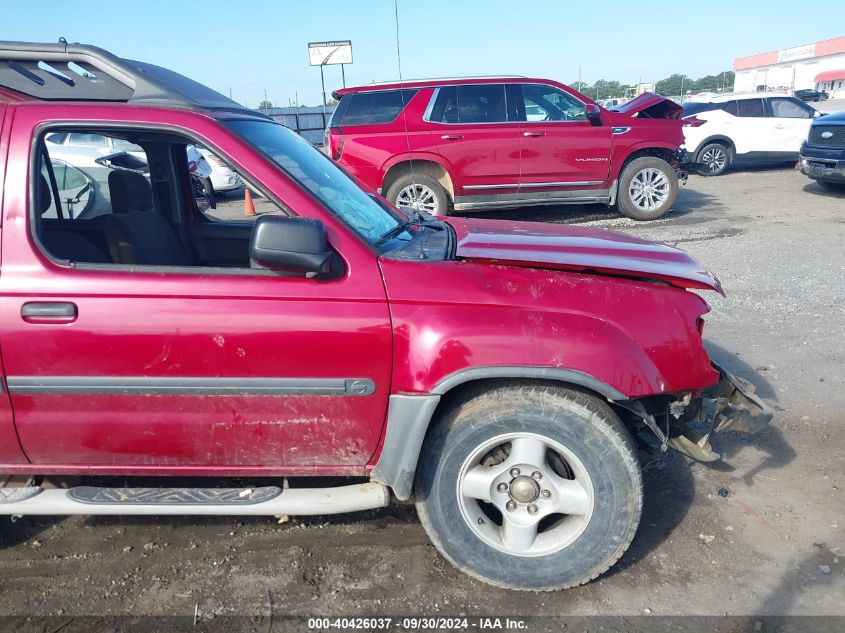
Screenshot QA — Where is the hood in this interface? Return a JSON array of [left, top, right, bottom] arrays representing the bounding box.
[[815, 111, 845, 125], [612, 92, 684, 119], [446, 218, 723, 295]]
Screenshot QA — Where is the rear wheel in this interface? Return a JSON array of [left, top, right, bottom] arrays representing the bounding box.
[[696, 142, 732, 176], [385, 173, 450, 216], [414, 383, 643, 591], [615, 156, 678, 220]]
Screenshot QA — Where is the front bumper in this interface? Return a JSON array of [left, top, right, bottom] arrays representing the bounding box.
[[799, 155, 845, 183], [667, 364, 774, 462]]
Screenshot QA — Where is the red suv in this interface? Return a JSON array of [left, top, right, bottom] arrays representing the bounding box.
[[0, 41, 770, 591], [326, 78, 694, 220]]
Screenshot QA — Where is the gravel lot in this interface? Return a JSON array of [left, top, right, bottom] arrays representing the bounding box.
[[0, 166, 843, 623]]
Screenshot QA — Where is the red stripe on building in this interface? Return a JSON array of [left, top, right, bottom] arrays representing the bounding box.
[[733, 35, 845, 71]]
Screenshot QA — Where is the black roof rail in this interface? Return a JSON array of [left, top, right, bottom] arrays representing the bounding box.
[[0, 40, 246, 112]]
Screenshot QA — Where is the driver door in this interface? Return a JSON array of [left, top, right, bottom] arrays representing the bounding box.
[[514, 83, 612, 196]]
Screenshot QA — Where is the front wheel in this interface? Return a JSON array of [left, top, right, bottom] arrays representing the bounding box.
[[414, 384, 643, 591], [696, 142, 732, 176], [384, 173, 450, 217], [615, 156, 679, 220]]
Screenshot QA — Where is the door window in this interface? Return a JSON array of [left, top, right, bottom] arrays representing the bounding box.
[[734, 99, 765, 117], [768, 97, 812, 118], [427, 84, 510, 124], [520, 84, 586, 122]]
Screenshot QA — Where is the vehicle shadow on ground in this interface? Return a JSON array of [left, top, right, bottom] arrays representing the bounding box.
[[756, 546, 841, 615], [453, 187, 720, 225], [608, 341, 792, 576], [801, 181, 845, 199]]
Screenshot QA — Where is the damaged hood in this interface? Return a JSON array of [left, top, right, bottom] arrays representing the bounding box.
[[446, 218, 723, 294], [612, 92, 684, 119]]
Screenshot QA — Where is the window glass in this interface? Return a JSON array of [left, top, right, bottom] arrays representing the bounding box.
[[111, 137, 145, 152], [721, 101, 738, 116], [67, 133, 110, 147], [456, 84, 507, 123], [226, 119, 404, 244], [45, 132, 68, 145], [340, 89, 418, 126], [427, 84, 511, 124], [735, 99, 764, 117], [429, 86, 458, 123], [682, 102, 720, 116], [521, 84, 586, 122], [769, 97, 811, 118]]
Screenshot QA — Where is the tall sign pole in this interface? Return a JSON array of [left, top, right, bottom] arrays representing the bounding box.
[[308, 40, 353, 106]]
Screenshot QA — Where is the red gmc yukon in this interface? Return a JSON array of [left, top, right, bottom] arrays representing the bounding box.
[[326, 78, 699, 220], [0, 41, 771, 591]]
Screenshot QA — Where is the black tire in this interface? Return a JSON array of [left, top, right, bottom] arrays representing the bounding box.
[[615, 156, 679, 220], [695, 142, 733, 177], [816, 180, 845, 192], [414, 383, 643, 591], [384, 173, 450, 216]]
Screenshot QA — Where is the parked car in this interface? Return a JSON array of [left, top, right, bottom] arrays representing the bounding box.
[[0, 41, 772, 591], [197, 146, 243, 193], [325, 78, 698, 220], [681, 93, 819, 176], [799, 111, 845, 191], [794, 88, 829, 102]]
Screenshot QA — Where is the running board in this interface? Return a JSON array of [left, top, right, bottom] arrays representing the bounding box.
[[0, 483, 390, 516]]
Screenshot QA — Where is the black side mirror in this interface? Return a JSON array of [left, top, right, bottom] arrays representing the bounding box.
[[585, 104, 602, 126], [250, 215, 336, 276]]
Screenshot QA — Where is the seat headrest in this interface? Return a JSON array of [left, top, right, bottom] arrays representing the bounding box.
[[39, 174, 52, 214], [108, 170, 153, 213]]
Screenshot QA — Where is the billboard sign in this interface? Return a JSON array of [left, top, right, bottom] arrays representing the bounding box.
[[778, 44, 815, 63], [308, 41, 353, 66]]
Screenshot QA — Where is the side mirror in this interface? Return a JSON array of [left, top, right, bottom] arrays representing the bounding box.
[[250, 215, 336, 276], [585, 104, 602, 126]]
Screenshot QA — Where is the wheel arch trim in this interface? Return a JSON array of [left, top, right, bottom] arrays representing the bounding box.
[[369, 366, 626, 500]]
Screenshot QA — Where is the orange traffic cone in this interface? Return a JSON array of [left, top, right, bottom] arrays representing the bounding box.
[[244, 188, 256, 217]]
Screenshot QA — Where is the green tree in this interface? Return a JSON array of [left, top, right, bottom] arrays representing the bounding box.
[[258, 99, 273, 110]]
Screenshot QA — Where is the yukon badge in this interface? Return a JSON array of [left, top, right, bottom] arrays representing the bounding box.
[[575, 157, 609, 162], [821, 131, 834, 139]]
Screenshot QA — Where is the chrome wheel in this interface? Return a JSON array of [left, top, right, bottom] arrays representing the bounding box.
[[628, 167, 670, 212], [395, 182, 438, 214], [457, 432, 594, 557], [701, 146, 727, 174]]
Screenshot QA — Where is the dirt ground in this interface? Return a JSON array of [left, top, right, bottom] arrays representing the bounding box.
[[0, 166, 843, 622]]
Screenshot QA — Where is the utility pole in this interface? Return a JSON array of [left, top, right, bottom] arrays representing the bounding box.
[[341, 63, 346, 89]]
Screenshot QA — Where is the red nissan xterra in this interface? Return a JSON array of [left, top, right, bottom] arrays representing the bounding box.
[[326, 78, 700, 219], [0, 41, 771, 591]]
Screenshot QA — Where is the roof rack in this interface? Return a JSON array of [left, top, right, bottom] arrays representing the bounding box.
[[0, 39, 246, 111], [365, 75, 527, 87]]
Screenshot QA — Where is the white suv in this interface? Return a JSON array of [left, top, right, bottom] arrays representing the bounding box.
[[681, 93, 819, 176]]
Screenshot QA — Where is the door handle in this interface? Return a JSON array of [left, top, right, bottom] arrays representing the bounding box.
[[774, 124, 786, 129], [440, 134, 464, 140], [21, 302, 78, 323], [523, 131, 546, 137]]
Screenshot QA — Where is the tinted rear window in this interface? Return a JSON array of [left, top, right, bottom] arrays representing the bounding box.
[[337, 89, 419, 126]]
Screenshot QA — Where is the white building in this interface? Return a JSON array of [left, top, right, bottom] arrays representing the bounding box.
[[733, 36, 845, 98]]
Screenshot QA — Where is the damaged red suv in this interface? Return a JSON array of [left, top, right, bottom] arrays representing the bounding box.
[[0, 41, 770, 591], [326, 78, 695, 219]]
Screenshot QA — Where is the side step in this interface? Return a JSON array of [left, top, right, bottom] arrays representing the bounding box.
[[0, 483, 390, 516]]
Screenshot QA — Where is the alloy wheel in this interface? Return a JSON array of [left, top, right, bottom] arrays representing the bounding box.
[[628, 167, 671, 211], [395, 183, 438, 214], [456, 432, 594, 557]]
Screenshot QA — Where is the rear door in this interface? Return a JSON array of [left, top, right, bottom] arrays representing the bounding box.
[[720, 98, 772, 154], [766, 97, 815, 155], [513, 83, 612, 199], [428, 83, 521, 205]]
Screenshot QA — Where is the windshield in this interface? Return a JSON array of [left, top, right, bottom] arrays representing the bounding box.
[[225, 119, 404, 244]]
